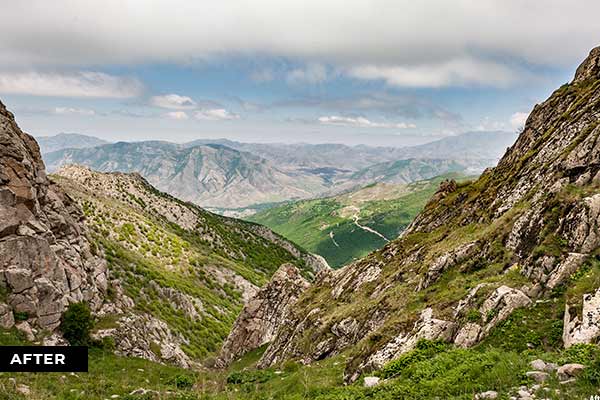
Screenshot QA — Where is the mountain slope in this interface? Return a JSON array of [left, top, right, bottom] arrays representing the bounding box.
[[248, 175, 469, 267], [229, 46, 600, 385], [51, 164, 325, 365], [44, 142, 329, 208], [36, 132, 108, 154]]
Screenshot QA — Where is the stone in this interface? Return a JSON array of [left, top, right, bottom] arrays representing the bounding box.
[[0, 303, 15, 329], [563, 287, 600, 347], [15, 321, 35, 341], [475, 391, 498, 399], [363, 376, 380, 387], [15, 384, 31, 396], [4, 267, 34, 293], [557, 363, 585, 381], [454, 323, 481, 348], [525, 371, 549, 382], [529, 359, 547, 371], [217, 264, 309, 368]]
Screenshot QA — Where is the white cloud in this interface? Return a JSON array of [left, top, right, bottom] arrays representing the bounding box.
[[150, 94, 196, 109], [510, 112, 529, 130], [348, 58, 520, 88], [1, 1, 599, 80], [165, 111, 189, 120], [53, 107, 96, 116], [250, 69, 275, 83], [194, 109, 240, 121], [318, 115, 415, 129], [287, 64, 328, 85], [0, 71, 143, 98]]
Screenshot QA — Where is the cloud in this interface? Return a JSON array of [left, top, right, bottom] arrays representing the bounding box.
[[510, 112, 529, 130], [53, 107, 96, 116], [1, 1, 599, 84], [318, 115, 415, 129], [348, 58, 520, 88], [276, 93, 464, 127], [0, 71, 143, 98], [287, 64, 329, 85], [250, 69, 275, 83], [150, 94, 196, 109], [165, 111, 189, 120], [194, 109, 240, 121]]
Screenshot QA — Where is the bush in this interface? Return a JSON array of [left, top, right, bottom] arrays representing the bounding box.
[[60, 302, 93, 346], [167, 373, 195, 389], [380, 339, 447, 379]]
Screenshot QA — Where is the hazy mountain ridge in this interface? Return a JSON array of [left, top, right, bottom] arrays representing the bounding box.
[[36, 132, 109, 154], [43, 131, 514, 210]]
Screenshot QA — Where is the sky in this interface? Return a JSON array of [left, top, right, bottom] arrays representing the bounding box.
[[0, 1, 599, 147]]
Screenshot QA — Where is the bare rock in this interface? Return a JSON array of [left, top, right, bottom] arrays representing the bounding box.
[[525, 371, 549, 382], [563, 287, 600, 347], [363, 376, 380, 388], [480, 286, 531, 335], [0, 100, 108, 334], [0, 303, 15, 329], [454, 323, 481, 348], [475, 391, 498, 399], [217, 264, 309, 367], [557, 363, 585, 381]]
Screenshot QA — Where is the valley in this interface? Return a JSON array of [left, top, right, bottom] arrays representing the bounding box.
[[0, 31, 600, 400], [248, 175, 470, 267]]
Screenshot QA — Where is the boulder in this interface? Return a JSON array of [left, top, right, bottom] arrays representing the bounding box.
[[363, 376, 380, 388], [557, 363, 585, 381]]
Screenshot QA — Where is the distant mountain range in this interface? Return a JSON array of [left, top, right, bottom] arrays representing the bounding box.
[[35, 132, 109, 153], [42, 130, 517, 210]]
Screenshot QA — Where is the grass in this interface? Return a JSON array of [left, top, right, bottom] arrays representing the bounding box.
[[249, 174, 469, 267]]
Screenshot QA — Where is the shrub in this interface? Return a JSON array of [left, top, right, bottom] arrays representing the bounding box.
[[13, 311, 29, 322], [167, 373, 195, 389], [380, 339, 447, 379], [60, 302, 93, 346]]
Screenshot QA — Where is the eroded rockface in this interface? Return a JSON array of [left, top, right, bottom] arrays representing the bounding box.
[[251, 46, 600, 381], [217, 264, 309, 367], [0, 100, 108, 336]]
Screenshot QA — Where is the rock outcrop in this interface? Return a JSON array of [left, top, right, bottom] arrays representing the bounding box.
[[0, 100, 108, 334], [254, 46, 600, 381], [216, 264, 309, 367], [563, 287, 600, 347]]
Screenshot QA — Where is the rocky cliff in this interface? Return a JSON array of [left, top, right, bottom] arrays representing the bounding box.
[[0, 100, 108, 339], [216, 264, 309, 367], [252, 46, 600, 381]]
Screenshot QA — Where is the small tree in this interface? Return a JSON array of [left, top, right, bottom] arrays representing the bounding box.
[[60, 302, 93, 346]]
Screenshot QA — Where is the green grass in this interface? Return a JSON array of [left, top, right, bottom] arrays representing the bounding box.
[[249, 174, 470, 267]]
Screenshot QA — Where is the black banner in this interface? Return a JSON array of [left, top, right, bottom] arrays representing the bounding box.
[[0, 346, 88, 372]]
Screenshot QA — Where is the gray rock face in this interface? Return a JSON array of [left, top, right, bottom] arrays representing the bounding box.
[[0, 100, 108, 332], [216, 264, 309, 367], [563, 287, 600, 347], [94, 313, 192, 369]]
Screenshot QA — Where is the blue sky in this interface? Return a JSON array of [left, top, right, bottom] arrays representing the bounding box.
[[0, 1, 598, 146]]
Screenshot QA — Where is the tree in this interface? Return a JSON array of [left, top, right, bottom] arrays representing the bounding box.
[[60, 302, 93, 346]]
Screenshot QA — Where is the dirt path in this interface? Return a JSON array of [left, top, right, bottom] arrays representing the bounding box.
[[352, 215, 389, 242]]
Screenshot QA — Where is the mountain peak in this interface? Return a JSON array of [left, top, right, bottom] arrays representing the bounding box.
[[573, 45, 600, 83]]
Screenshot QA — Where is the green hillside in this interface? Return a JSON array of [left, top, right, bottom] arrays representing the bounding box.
[[248, 174, 469, 267]]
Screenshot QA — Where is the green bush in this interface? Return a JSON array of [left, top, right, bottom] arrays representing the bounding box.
[[379, 339, 447, 379], [227, 369, 275, 385], [60, 302, 93, 346], [167, 373, 195, 389], [13, 311, 29, 322]]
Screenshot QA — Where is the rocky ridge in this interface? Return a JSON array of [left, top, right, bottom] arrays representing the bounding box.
[[216, 264, 309, 367], [0, 100, 108, 337], [236, 46, 600, 381]]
